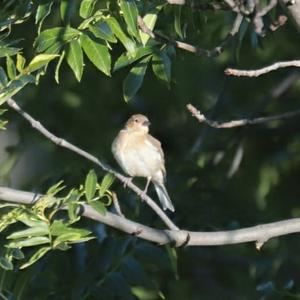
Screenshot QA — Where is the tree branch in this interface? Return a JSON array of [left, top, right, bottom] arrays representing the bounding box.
[[5, 98, 178, 231], [1, 186, 300, 248], [138, 13, 243, 57], [225, 60, 300, 77], [187, 103, 300, 128], [279, 0, 300, 32]]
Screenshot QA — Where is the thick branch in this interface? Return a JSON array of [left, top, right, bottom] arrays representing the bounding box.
[[6, 98, 178, 231], [225, 60, 300, 77], [1, 186, 300, 247], [187, 103, 300, 128]]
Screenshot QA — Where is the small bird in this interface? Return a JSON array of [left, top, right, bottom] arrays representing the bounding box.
[[112, 114, 175, 212]]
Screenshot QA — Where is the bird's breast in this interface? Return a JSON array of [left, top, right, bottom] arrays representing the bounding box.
[[112, 131, 163, 178]]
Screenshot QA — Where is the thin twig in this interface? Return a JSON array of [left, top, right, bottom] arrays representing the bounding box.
[[225, 60, 300, 77], [111, 191, 124, 218], [138, 13, 243, 57], [6, 98, 178, 231], [187, 103, 300, 128], [2, 186, 300, 247]]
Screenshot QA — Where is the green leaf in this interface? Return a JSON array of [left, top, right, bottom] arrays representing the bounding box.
[[151, 50, 171, 85], [123, 55, 151, 102], [16, 53, 26, 73], [55, 50, 66, 83], [7, 226, 49, 239], [80, 0, 96, 18], [81, 33, 111, 76], [89, 22, 117, 43], [7, 236, 50, 248], [11, 248, 25, 260], [47, 180, 65, 196], [35, 27, 81, 53], [99, 173, 115, 197], [20, 247, 51, 269], [35, 0, 54, 33], [53, 234, 94, 247], [6, 55, 16, 80], [106, 17, 136, 53], [0, 75, 35, 105], [84, 169, 97, 201], [50, 220, 91, 237], [113, 45, 155, 72], [0, 257, 13, 270], [60, 0, 76, 24], [66, 39, 83, 81], [120, 0, 139, 39], [27, 54, 59, 73], [89, 200, 106, 216], [0, 67, 8, 88], [139, 6, 162, 45], [166, 245, 179, 280], [17, 214, 48, 229], [0, 45, 21, 58], [174, 6, 183, 39]]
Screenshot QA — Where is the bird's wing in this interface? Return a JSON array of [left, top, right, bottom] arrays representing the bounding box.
[[145, 134, 166, 178]]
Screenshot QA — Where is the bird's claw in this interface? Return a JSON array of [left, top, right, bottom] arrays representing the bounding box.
[[123, 176, 132, 188]]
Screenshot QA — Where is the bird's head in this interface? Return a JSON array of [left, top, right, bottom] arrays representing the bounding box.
[[125, 114, 150, 133]]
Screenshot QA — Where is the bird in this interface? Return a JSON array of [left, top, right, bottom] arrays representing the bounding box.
[[112, 114, 175, 212]]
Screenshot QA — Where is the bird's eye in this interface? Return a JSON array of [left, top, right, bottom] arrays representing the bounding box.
[[134, 119, 138, 122]]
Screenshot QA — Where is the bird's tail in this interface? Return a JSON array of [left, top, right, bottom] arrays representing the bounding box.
[[154, 183, 175, 212]]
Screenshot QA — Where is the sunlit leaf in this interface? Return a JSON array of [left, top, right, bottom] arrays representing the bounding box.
[[35, 27, 81, 53], [35, 0, 53, 33], [106, 17, 136, 53], [55, 50, 65, 83], [7, 226, 49, 239], [99, 173, 115, 197], [66, 39, 83, 81], [120, 0, 139, 39], [20, 246, 51, 269], [16, 53, 26, 73], [80, 0, 96, 18], [7, 236, 50, 248], [81, 33, 111, 76], [139, 6, 162, 45], [89, 200, 106, 216], [27, 54, 59, 73], [84, 169, 97, 201], [6, 55, 16, 80]]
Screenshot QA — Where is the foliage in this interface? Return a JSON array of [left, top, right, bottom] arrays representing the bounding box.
[[0, 0, 300, 299]]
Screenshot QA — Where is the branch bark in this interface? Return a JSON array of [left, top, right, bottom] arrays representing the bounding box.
[[5, 98, 178, 231], [1, 186, 300, 248], [187, 103, 300, 128], [279, 0, 300, 32], [225, 60, 300, 77]]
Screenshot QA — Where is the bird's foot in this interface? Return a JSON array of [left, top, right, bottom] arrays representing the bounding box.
[[123, 176, 132, 188]]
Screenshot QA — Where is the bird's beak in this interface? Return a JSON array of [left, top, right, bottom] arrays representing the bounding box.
[[143, 120, 151, 126]]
